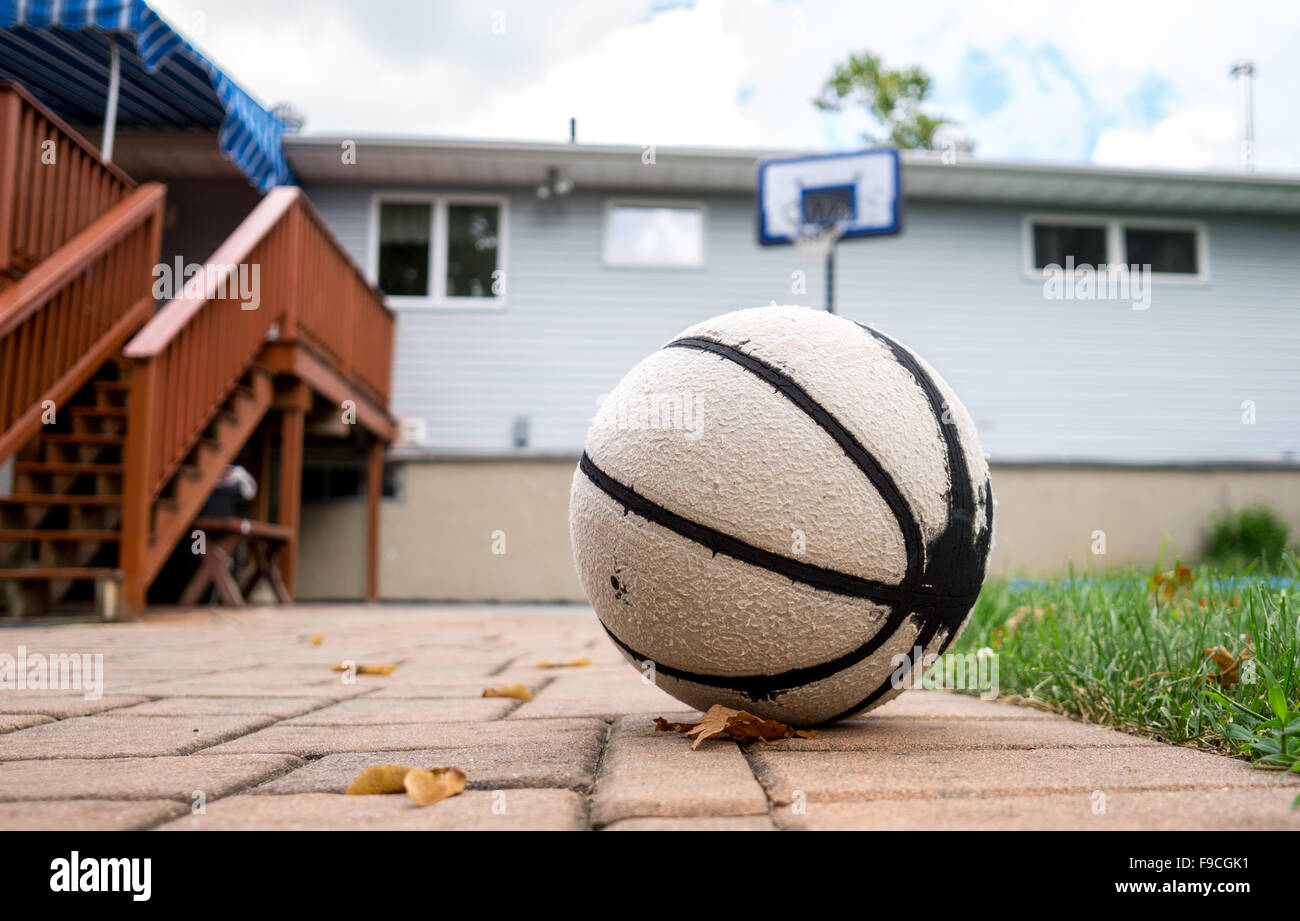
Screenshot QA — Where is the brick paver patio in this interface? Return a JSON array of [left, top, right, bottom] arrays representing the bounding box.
[[0, 604, 1295, 830]]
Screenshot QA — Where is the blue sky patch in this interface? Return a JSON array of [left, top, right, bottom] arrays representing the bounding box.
[[1127, 74, 1172, 127], [959, 48, 1010, 118]]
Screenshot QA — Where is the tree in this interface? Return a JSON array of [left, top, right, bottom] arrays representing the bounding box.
[[814, 52, 960, 151]]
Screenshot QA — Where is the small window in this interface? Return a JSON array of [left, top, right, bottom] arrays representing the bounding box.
[[1031, 222, 1107, 270], [605, 203, 705, 267], [446, 203, 501, 298], [1125, 227, 1198, 274], [377, 201, 432, 297]]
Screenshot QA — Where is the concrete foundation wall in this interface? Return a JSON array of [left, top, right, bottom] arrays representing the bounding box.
[[298, 503, 370, 600], [294, 459, 1300, 602]]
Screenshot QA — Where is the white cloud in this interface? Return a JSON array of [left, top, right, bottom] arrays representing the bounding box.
[[1093, 106, 1239, 171], [453, 2, 762, 146]]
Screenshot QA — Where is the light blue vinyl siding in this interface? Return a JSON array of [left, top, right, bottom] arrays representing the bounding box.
[[304, 182, 1300, 464]]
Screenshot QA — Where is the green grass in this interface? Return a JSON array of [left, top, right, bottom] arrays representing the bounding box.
[[950, 555, 1300, 803]]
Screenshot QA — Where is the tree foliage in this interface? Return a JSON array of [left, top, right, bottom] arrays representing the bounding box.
[[814, 51, 958, 151]]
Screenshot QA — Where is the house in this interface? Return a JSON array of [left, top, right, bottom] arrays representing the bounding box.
[[2, 4, 1298, 614], [280, 136, 1300, 600]]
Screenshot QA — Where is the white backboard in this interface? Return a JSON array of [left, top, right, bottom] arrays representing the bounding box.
[[757, 148, 902, 246]]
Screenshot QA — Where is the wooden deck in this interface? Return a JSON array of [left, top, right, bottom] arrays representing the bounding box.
[[0, 82, 396, 618]]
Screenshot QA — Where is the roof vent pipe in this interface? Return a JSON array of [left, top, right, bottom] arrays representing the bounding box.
[[1229, 60, 1256, 171]]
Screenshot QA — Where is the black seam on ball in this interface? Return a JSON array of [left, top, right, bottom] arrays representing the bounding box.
[[579, 453, 942, 698], [822, 324, 995, 723], [665, 335, 924, 587], [579, 452, 914, 606]]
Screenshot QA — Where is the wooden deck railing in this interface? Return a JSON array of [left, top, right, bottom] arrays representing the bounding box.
[[0, 183, 165, 461], [0, 82, 136, 284], [121, 186, 394, 503], [292, 194, 394, 407]]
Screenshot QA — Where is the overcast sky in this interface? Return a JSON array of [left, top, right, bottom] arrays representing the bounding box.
[[151, 0, 1299, 173]]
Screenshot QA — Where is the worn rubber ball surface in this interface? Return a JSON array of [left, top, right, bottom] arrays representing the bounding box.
[[569, 306, 994, 725]]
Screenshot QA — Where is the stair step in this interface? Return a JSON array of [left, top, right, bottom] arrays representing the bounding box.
[[14, 461, 124, 474], [93, 381, 129, 393], [0, 494, 121, 506], [0, 530, 119, 542], [0, 567, 120, 581], [42, 433, 125, 445]]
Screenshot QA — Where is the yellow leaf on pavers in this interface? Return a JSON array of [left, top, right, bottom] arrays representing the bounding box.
[[345, 765, 413, 795], [311, 635, 324, 646], [535, 657, 592, 669], [483, 683, 532, 701], [654, 704, 818, 750], [404, 767, 467, 806], [332, 663, 398, 675]]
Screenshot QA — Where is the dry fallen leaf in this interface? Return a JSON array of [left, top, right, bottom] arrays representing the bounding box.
[[654, 704, 818, 749], [345, 765, 413, 795], [1002, 606, 1046, 634], [311, 635, 323, 646], [483, 683, 532, 701], [535, 657, 592, 669], [1149, 564, 1195, 605], [1130, 641, 1255, 689], [1203, 644, 1253, 688], [346, 764, 467, 806], [403, 767, 467, 806], [331, 663, 398, 675]]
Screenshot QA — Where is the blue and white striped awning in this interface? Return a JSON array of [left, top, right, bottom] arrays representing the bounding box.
[[0, 0, 293, 191]]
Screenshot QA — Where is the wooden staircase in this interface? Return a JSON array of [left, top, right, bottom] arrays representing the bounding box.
[[1, 81, 396, 618], [0, 83, 163, 617], [0, 363, 130, 610], [0, 360, 274, 616]]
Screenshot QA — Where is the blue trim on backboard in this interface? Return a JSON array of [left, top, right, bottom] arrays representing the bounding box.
[[756, 148, 902, 246]]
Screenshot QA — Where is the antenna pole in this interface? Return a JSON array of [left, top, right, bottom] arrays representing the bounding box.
[[825, 241, 836, 314], [1229, 60, 1256, 171]]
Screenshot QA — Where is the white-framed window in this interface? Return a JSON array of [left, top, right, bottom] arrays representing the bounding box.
[[1022, 214, 1208, 282], [369, 193, 508, 308], [603, 200, 706, 268]]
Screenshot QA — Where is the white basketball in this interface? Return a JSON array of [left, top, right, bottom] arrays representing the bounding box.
[[569, 306, 994, 725]]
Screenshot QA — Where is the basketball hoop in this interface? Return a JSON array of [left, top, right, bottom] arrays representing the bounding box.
[[757, 149, 903, 315]]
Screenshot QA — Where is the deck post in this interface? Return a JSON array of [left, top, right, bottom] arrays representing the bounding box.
[[365, 437, 383, 602], [101, 36, 121, 163], [276, 382, 310, 599], [250, 424, 273, 522], [120, 358, 157, 617], [0, 90, 20, 272]]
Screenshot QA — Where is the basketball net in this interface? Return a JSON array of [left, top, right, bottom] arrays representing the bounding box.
[[792, 219, 847, 261], [785, 199, 851, 261]]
